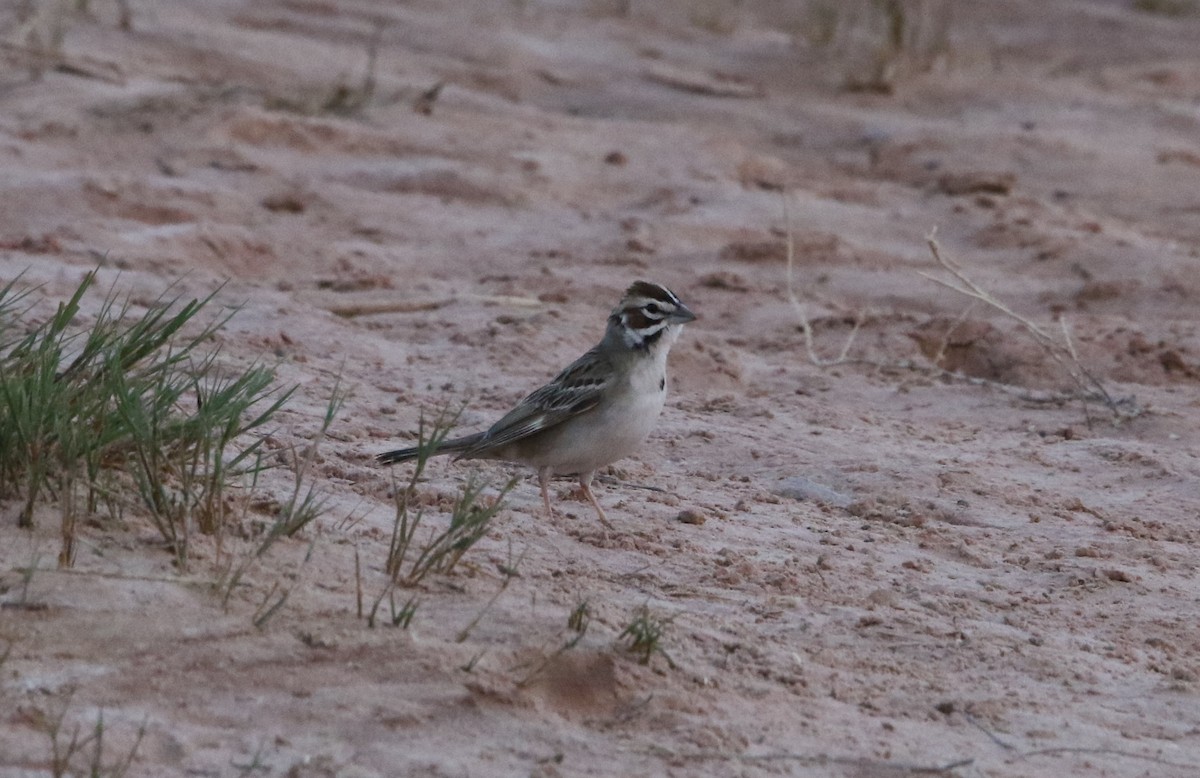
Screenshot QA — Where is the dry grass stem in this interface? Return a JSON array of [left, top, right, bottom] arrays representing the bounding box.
[[779, 199, 1139, 420], [515, 599, 592, 687], [782, 194, 865, 367], [921, 230, 1138, 422], [931, 302, 979, 366], [328, 294, 540, 319], [455, 545, 524, 643]]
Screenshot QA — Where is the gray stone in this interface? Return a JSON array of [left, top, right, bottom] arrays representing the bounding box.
[[773, 477, 852, 508]]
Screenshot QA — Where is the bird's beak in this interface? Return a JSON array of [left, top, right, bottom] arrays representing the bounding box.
[[669, 303, 697, 324]]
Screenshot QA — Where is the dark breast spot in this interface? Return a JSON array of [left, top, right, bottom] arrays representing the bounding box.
[[659, 377, 665, 391]]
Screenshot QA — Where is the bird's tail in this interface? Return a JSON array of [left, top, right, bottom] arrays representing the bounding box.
[[376, 432, 486, 465]]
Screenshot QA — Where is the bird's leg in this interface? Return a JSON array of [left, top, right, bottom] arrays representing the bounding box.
[[578, 472, 614, 529], [538, 466, 555, 519]]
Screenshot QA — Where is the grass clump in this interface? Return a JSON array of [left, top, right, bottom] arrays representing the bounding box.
[[0, 271, 299, 570], [262, 22, 384, 117], [799, 0, 953, 93], [366, 408, 515, 628], [20, 688, 146, 778], [516, 599, 593, 686], [381, 408, 516, 586], [620, 604, 675, 668], [212, 375, 346, 621]]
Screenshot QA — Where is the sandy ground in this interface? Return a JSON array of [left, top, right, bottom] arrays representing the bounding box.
[[2, 1, 1200, 776]]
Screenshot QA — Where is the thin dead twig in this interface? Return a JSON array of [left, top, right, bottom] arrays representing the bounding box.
[[327, 298, 452, 318], [328, 293, 541, 319], [778, 197, 1140, 420], [594, 474, 672, 495], [455, 544, 525, 643], [1013, 746, 1197, 770], [931, 302, 978, 367], [643, 745, 973, 774], [782, 194, 864, 367], [963, 710, 1016, 751], [0, 40, 125, 84], [957, 709, 1197, 769], [920, 229, 1138, 423]]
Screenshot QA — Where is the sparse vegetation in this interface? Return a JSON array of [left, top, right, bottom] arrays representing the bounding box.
[[213, 376, 344, 619], [13, 550, 44, 610], [516, 598, 594, 687], [20, 689, 146, 778], [387, 592, 420, 629], [456, 542, 525, 642], [619, 604, 675, 667], [0, 271, 330, 572], [6, 0, 130, 82], [566, 599, 591, 637], [921, 232, 1139, 423], [798, 0, 953, 92], [782, 194, 1137, 425], [251, 573, 292, 630], [380, 409, 515, 586], [365, 409, 515, 628], [263, 22, 385, 117], [231, 740, 269, 777], [260, 376, 348, 555]]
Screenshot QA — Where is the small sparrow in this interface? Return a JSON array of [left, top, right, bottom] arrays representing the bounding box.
[[377, 281, 696, 526]]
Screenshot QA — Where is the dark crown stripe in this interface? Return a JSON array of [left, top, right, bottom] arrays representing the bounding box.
[[624, 280, 679, 307]]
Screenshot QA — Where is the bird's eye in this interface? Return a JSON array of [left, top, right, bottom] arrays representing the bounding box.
[[645, 303, 662, 315]]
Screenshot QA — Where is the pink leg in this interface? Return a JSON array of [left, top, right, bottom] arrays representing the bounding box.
[[538, 467, 555, 518], [578, 472, 613, 529]]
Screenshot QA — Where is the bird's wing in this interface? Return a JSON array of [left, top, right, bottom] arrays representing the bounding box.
[[460, 346, 612, 456]]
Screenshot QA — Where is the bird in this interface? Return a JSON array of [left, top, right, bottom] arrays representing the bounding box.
[[377, 280, 696, 526]]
